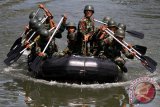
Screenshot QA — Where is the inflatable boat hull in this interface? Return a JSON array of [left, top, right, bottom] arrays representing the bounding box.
[[30, 55, 123, 83]]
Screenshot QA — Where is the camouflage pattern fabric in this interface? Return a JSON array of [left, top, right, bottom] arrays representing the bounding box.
[[78, 17, 95, 55]]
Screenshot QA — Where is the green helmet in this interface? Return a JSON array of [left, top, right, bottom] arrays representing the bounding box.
[[29, 11, 36, 19], [102, 16, 112, 24], [33, 22, 44, 31], [115, 29, 125, 38], [84, 5, 94, 13], [35, 15, 43, 22], [29, 19, 38, 29], [117, 23, 126, 31], [39, 28, 49, 39], [66, 22, 76, 30], [108, 20, 117, 27]]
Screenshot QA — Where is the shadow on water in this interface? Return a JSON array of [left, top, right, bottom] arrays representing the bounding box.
[[12, 79, 129, 107]]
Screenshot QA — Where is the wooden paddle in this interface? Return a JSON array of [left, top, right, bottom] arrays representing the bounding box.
[[30, 16, 64, 72]]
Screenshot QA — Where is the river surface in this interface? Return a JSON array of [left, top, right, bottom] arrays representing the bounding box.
[[0, 0, 160, 107]]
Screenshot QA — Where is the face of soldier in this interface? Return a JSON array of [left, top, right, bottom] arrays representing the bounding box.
[[109, 27, 117, 32], [117, 36, 124, 41], [68, 27, 76, 33], [85, 10, 93, 18]]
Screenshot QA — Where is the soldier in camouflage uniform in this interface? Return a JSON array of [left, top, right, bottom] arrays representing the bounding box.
[[35, 28, 58, 58], [103, 29, 135, 72], [63, 22, 80, 55], [78, 5, 95, 55], [92, 16, 113, 56]]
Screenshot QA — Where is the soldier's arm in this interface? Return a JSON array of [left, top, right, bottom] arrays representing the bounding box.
[[39, 4, 56, 28], [103, 35, 113, 45], [78, 20, 86, 36], [122, 47, 135, 59]]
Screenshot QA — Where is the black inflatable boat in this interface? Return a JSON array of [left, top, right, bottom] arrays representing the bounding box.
[[29, 55, 123, 83]]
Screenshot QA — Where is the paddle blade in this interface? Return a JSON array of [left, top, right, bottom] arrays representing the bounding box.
[[140, 56, 157, 73], [10, 37, 22, 51], [4, 52, 22, 66], [133, 45, 147, 55], [30, 56, 43, 72], [142, 56, 157, 66], [126, 30, 144, 39], [7, 43, 22, 57], [4, 46, 25, 65]]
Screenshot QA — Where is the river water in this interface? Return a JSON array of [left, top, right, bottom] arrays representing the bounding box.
[[0, 0, 160, 107]]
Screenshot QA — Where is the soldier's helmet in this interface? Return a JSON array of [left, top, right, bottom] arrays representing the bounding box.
[[84, 5, 94, 13], [33, 22, 44, 31], [39, 28, 49, 39], [102, 16, 112, 25], [29, 19, 38, 29], [29, 11, 37, 19], [115, 29, 125, 38], [66, 22, 76, 30], [108, 20, 117, 27], [35, 15, 43, 22], [117, 23, 126, 31]]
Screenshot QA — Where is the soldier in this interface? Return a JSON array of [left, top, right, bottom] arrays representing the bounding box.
[[25, 21, 44, 46], [78, 5, 95, 55], [108, 20, 118, 32], [35, 28, 58, 58], [29, 11, 37, 19], [117, 23, 126, 31], [103, 29, 135, 72], [63, 22, 79, 55], [92, 16, 113, 56]]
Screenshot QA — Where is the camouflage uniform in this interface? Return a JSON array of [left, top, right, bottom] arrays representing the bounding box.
[[78, 17, 95, 55], [63, 32, 79, 54], [35, 38, 57, 58], [92, 28, 113, 56]]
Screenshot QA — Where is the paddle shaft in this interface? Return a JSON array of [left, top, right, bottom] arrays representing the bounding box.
[[42, 17, 64, 53]]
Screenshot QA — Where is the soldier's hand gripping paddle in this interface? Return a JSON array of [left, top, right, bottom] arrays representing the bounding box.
[[7, 8, 40, 57], [30, 16, 64, 72]]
